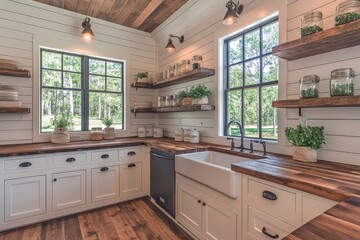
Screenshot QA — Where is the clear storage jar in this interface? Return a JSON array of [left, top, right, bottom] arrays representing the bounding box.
[[158, 96, 166, 107], [335, 0, 360, 26], [330, 68, 355, 96], [181, 60, 191, 73], [174, 63, 182, 76], [167, 65, 174, 78], [90, 127, 103, 141], [301, 11, 323, 37], [300, 75, 320, 98], [192, 55, 203, 70]]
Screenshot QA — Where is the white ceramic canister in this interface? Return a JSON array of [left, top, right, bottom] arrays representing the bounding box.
[[183, 129, 191, 142], [190, 129, 200, 143], [146, 126, 154, 137], [138, 126, 146, 138], [153, 127, 164, 138], [174, 128, 184, 141]]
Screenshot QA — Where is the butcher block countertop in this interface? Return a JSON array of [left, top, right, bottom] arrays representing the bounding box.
[[1, 138, 360, 239]]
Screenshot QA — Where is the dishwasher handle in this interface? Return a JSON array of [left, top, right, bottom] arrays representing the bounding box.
[[150, 151, 172, 160]]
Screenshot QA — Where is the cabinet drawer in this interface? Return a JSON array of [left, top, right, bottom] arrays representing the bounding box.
[[4, 156, 47, 172], [246, 178, 298, 226], [91, 149, 118, 163], [247, 206, 296, 240], [119, 147, 142, 161], [53, 152, 87, 166]]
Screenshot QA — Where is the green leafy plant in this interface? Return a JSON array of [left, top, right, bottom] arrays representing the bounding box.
[[102, 117, 113, 128], [137, 72, 148, 78], [51, 115, 73, 128], [189, 84, 213, 99], [285, 125, 325, 150], [177, 88, 191, 101]]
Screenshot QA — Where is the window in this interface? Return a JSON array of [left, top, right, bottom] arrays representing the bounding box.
[[40, 49, 124, 132], [224, 18, 279, 140]]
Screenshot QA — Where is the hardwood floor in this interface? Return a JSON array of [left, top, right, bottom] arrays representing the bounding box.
[[0, 198, 193, 240]]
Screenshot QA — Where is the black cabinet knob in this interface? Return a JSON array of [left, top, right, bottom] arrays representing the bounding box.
[[66, 158, 76, 162], [202, 202, 206, 206], [127, 151, 136, 156], [101, 154, 109, 159], [198, 200, 201, 203], [263, 191, 277, 201], [19, 162, 32, 168], [53, 178, 57, 182], [100, 167, 109, 172]]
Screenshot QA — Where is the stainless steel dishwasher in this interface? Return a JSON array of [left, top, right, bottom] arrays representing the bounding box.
[[150, 148, 175, 217]]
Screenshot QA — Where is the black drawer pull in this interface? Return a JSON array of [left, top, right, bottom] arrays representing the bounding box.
[[53, 178, 57, 182], [263, 191, 277, 201], [127, 151, 136, 156], [198, 200, 201, 203], [100, 167, 109, 172], [262, 227, 279, 239], [128, 163, 136, 168], [101, 154, 109, 159], [202, 202, 206, 206], [66, 158, 76, 162], [19, 162, 32, 168]]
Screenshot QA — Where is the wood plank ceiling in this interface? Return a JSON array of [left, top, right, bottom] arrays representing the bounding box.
[[34, 0, 189, 32]]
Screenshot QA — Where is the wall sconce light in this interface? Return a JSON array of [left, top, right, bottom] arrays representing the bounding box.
[[165, 34, 184, 53], [223, 0, 244, 26], [81, 17, 95, 40]]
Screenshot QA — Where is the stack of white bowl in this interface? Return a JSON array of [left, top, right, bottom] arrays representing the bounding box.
[[0, 85, 21, 107], [133, 101, 153, 109]]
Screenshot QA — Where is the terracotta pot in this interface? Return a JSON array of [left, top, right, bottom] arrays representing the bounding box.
[[182, 97, 192, 106], [103, 127, 116, 140], [293, 146, 317, 162], [51, 127, 70, 144], [192, 96, 209, 105]]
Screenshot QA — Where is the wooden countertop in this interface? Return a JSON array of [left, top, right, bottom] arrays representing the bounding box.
[[1, 138, 360, 238]]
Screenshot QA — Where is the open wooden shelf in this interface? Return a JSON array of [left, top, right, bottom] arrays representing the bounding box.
[[272, 20, 360, 61], [131, 104, 215, 116], [131, 68, 215, 89], [0, 107, 31, 114], [0, 69, 31, 78]]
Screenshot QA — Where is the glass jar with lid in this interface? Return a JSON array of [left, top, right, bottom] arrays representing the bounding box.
[[166, 65, 174, 79], [90, 127, 103, 141], [330, 68, 355, 96], [174, 63, 182, 76], [335, 0, 360, 26], [158, 96, 166, 107], [192, 55, 203, 70], [300, 75, 320, 99], [301, 11, 323, 37], [181, 60, 191, 74]]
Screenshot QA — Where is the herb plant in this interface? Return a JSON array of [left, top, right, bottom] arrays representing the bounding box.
[[51, 115, 73, 128], [137, 72, 148, 78], [285, 125, 325, 150], [102, 117, 113, 128], [177, 89, 191, 101], [301, 25, 323, 37], [335, 12, 360, 26], [189, 84, 213, 99]]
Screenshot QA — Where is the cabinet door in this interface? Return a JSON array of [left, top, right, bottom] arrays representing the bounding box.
[[176, 182, 203, 238], [120, 162, 142, 198], [4, 176, 46, 221], [202, 197, 237, 240], [91, 166, 119, 202], [52, 170, 86, 211]]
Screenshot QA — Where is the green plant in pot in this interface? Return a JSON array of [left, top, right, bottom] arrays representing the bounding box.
[[102, 117, 116, 140], [177, 88, 192, 105], [50, 115, 73, 144], [136, 72, 148, 83], [285, 125, 325, 162], [189, 84, 213, 105]]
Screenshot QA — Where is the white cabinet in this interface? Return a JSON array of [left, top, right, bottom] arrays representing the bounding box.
[[176, 180, 237, 240], [91, 166, 120, 202], [4, 176, 46, 221], [52, 170, 86, 211], [120, 162, 142, 198]]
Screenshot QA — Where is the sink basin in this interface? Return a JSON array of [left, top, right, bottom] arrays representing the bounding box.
[[175, 151, 253, 198]]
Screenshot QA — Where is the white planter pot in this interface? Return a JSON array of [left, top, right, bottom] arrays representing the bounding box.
[[182, 97, 192, 106], [192, 97, 209, 105], [137, 77, 148, 83], [103, 127, 116, 140], [293, 146, 317, 162], [51, 127, 70, 144]]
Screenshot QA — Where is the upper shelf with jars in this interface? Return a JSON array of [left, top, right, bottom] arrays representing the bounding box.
[[272, 0, 360, 61]]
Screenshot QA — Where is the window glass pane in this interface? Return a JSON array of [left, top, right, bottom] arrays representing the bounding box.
[[262, 55, 279, 82], [64, 72, 81, 89], [227, 90, 242, 135], [63, 55, 81, 72], [244, 29, 260, 60], [245, 58, 260, 85], [41, 89, 82, 132], [262, 85, 278, 139], [89, 59, 105, 75], [107, 77, 122, 92], [229, 36, 243, 64], [89, 75, 105, 91], [262, 21, 279, 54], [42, 51, 62, 70], [42, 70, 62, 87], [107, 62, 122, 77], [89, 92, 123, 129], [244, 88, 259, 138], [229, 64, 243, 88]]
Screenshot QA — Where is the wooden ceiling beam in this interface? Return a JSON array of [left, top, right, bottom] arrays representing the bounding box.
[[131, 0, 164, 29], [64, 0, 78, 11], [75, 0, 91, 15]]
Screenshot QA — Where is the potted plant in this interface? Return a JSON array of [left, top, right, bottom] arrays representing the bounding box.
[[189, 84, 213, 104], [136, 72, 148, 83], [102, 117, 116, 140], [177, 89, 192, 105], [285, 125, 325, 162], [50, 115, 73, 144]]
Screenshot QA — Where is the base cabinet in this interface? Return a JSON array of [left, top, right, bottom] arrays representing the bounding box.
[[52, 170, 86, 211], [91, 166, 120, 202], [4, 175, 46, 221], [120, 162, 142, 198]]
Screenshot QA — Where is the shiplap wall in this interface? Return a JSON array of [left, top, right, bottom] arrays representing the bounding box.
[[0, 0, 156, 145], [153, 0, 360, 165]]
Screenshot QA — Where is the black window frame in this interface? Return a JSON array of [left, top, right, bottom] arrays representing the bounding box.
[[40, 48, 124, 132], [223, 17, 279, 140]]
